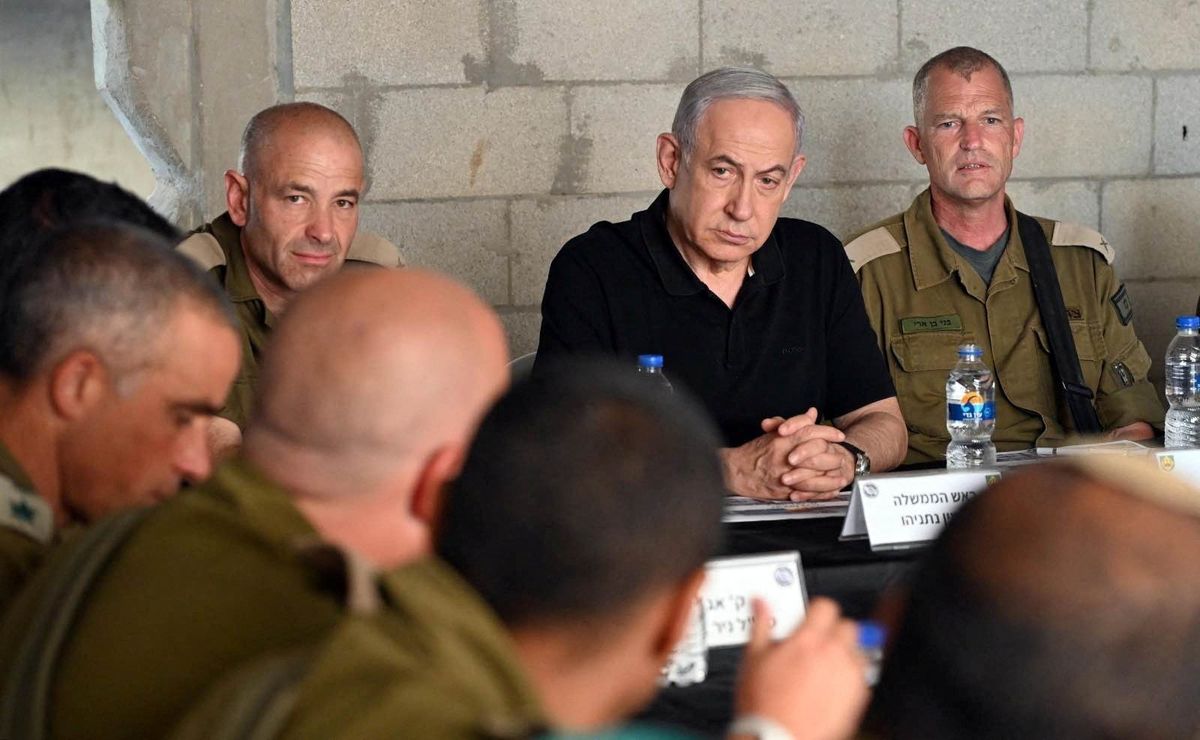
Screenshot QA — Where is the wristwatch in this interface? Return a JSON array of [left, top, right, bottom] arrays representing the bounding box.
[[838, 440, 871, 481]]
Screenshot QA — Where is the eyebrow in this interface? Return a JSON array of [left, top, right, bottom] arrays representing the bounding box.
[[281, 182, 361, 200], [708, 154, 789, 177], [177, 400, 224, 417]]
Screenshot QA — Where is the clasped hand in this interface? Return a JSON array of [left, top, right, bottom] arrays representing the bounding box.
[[725, 408, 854, 501]]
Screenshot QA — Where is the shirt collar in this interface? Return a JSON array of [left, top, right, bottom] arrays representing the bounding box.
[[210, 213, 278, 327], [638, 189, 785, 297], [906, 188, 1025, 290]]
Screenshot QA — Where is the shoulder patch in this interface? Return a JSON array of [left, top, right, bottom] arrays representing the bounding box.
[[1051, 221, 1114, 264], [844, 227, 902, 274], [176, 233, 227, 272], [347, 231, 404, 268]]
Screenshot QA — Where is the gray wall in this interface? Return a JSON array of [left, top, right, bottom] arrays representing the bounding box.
[[0, 0, 155, 196], [99, 1, 1200, 382]]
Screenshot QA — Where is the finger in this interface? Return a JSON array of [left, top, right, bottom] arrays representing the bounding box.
[[788, 424, 847, 445], [760, 416, 785, 433], [775, 407, 820, 436], [745, 598, 774, 655], [799, 597, 841, 634], [789, 473, 853, 495], [787, 450, 848, 477], [786, 436, 843, 467]]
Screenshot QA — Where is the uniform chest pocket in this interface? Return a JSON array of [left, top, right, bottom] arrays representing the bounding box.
[[889, 331, 970, 437], [1032, 321, 1106, 392]]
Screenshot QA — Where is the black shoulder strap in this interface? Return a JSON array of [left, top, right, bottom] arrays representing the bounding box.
[[0, 506, 151, 740], [1017, 212, 1103, 435]]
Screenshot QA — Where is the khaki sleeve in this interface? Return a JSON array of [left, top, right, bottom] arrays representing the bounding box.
[[1092, 256, 1165, 430]]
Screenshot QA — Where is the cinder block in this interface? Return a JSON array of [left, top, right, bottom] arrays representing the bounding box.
[[567, 84, 682, 195], [506, 1, 698, 81], [1122, 279, 1198, 388], [1100, 178, 1200, 281], [359, 199, 510, 304], [361, 87, 566, 199], [1012, 76, 1151, 178], [510, 194, 653, 305], [500, 310, 543, 358], [783, 185, 915, 241], [291, 0, 484, 87], [900, 0, 1087, 73], [784, 78, 916, 184], [1155, 77, 1200, 175], [704, 0, 896, 76], [1005, 181, 1100, 229], [1092, 0, 1200, 71]]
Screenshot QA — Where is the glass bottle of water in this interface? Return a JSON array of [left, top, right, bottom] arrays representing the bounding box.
[[636, 354, 674, 393], [1164, 315, 1200, 449], [946, 344, 996, 468]]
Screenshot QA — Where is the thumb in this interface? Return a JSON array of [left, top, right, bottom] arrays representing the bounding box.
[[745, 598, 774, 657], [761, 416, 785, 433]]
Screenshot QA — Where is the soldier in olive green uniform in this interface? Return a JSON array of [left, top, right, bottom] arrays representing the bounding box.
[[172, 366, 871, 740], [0, 442, 53, 608], [176, 101, 401, 433], [0, 270, 510, 740], [845, 47, 1162, 464], [178, 214, 399, 429]]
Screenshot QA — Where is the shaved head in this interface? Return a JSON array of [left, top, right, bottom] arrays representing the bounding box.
[[238, 102, 361, 181], [244, 268, 509, 494], [871, 459, 1200, 739]]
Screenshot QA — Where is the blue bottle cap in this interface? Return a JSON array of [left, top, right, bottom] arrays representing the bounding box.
[[637, 354, 664, 368], [957, 343, 983, 359], [858, 620, 886, 650], [1177, 315, 1200, 330]]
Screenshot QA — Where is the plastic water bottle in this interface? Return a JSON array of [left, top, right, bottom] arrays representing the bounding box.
[[858, 620, 886, 687], [636, 354, 674, 393], [1164, 315, 1200, 448], [660, 599, 707, 686], [946, 344, 996, 468]]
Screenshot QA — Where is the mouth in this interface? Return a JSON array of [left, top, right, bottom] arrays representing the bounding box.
[[715, 230, 754, 246], [957, 162, 991, 173], [292, 251, 335, 267]]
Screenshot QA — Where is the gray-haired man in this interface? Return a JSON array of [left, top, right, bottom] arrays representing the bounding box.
[[535, 67, 906, 502]]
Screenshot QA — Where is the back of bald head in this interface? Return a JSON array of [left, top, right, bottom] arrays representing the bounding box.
[[871, 460, 1200, 739], [244, 268, 509, 491], [238, 102, 362, 181]]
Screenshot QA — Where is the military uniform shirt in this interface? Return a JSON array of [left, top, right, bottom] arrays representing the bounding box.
[[845, 189, 1164, 464], [0, 457, 346, 740], [0, 440, 53, 611], [178, 214, 402, 428]]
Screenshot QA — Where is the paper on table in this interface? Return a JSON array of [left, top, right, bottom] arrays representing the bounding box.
[[723, 492, 851, 523]]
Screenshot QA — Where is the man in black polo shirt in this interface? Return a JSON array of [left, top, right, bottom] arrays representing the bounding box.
[[535, 67, 907, 501]]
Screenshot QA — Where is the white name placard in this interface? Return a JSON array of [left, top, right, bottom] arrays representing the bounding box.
[[700, 551, 806, 648], [1153, 448, 1200, 486], [840, 469, 1001, 550]]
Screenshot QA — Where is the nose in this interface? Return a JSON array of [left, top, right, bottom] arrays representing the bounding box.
[[305, 204, 335, 244], [725, 177, 754, 222], [175, 423, 214, 485], [959, 121, 982, 151]]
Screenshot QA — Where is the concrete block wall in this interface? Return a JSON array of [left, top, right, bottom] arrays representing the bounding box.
[[105, 1, 1200, 385]]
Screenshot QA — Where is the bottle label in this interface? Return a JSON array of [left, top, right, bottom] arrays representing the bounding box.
[[948, 393, 995, 422]]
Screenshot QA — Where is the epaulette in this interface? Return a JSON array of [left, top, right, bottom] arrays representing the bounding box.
[[1051, 221, 1114, 264], [347, 231, 404, 268], [844, 226, 903, 274], [176, 232, 227, 272]]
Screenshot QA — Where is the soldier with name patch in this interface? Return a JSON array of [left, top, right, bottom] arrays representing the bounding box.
[[844, 47, 1163, 464]]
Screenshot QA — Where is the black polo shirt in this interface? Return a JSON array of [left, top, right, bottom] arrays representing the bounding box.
[[534, 190, 896, 447]]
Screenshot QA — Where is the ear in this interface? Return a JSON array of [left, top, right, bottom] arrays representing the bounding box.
[[779, 153, 807, 201], [1011, 116, 1025, 160], [656, 133, 683, 189], [225, 170, 251, 227], [902, 125, 927, 165], [410, 444, 465, 533], [48, 350, 109, 422], [651, 567, 707, 664]]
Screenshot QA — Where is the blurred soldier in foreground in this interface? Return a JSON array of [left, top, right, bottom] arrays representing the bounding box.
[[0, 269, 508, 740], [0, 223, 239, 609], [174, 365, 869, 740], [869, 457, 1200, 738]]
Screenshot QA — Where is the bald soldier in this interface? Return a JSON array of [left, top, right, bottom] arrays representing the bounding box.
[[178, 102, 402, 452], [869, 457, 1200, 738], [0, 269, 509, 740], [845, 47, 1162, 463], [0, 222, 239, 609]]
